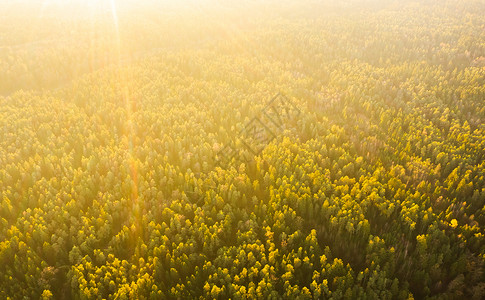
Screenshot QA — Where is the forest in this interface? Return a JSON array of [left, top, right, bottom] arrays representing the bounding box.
[[0, 0, 484, 299]]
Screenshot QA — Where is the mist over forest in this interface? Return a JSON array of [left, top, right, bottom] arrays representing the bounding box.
[[0, 0, 484, 299]]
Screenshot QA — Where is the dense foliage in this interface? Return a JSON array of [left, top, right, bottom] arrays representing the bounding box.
[[1, 0, 484, 299]]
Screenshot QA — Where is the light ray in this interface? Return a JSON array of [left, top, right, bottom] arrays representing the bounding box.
[[109, 0, 122, 65]]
